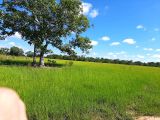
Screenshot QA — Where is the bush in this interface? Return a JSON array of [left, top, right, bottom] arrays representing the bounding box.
[[46, 59, 56, 67], [65, 61, 74, 66]]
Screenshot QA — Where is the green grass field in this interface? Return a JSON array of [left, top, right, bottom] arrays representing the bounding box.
[[0, 55, 160, 120]]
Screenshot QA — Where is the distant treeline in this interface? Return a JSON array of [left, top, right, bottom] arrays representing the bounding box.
[[1, 47, 160, 67], [47, 54, 160, 67], [0, 46, 24, 56]]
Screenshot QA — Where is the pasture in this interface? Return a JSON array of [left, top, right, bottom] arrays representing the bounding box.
[[0, 55, 160, 120]]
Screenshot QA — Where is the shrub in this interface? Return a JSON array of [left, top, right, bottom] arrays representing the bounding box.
[[65, 61, 74, 66], [47, 59, 56, 67]]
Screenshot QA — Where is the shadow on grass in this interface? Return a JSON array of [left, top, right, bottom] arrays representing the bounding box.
[[0, 60, 64, 68]]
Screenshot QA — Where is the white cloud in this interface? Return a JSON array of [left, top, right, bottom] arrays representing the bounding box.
[[154, 28, 159, 32], [89, 9, 99, 18], [8, 42, 23, 49], [137, 55, 145, 59], [143, 48, 153, 51], [12, 32, 22, 39], [71, 31, 75, 35], [123, 38, 136, 45], [4, 32, 22, 41], [82, 2, 99, 18], [107, 52, 117, 59], [136, 25, 146, 30], [103, 51, 160, 62], [24, 49, 30, 53], [4, 38, 8, 41], [93, 52, 97, 56], [82, 2, 92, 15], [151, 37, 156, 41], [91, 40, 98, 46], [105, 51, 127, 60], [156, 49, 160, 52], [88, 48, 93, 52], [108, 52, 114, 56], [110, 42, 120, 46], [9, 42, 16, 46], [0, 44, 9, 48], [136, 25, 144, 29], [101, 36, 110, 41], [116, 51, 126, 55], [100, 51, 160, 62], [152, 54, 160, 59]]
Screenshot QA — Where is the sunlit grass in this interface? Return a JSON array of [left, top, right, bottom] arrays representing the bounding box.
[[0, 55, 160, 120]]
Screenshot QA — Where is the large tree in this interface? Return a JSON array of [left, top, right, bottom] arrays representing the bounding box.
[[0, 0, 92, 66]]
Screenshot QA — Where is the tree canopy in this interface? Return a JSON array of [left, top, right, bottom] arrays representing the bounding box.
[[0, 47, 9, 55], [10, 46, 24, 56], [0, 0, 92, 66]]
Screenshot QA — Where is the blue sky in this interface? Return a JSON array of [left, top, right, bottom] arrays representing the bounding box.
[[1, 0, 160, 62]]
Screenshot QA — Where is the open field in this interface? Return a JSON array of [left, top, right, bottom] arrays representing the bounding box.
[[0, 56, 160, 120]]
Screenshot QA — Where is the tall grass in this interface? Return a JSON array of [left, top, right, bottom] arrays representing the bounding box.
[[0, 56, 160, 119]]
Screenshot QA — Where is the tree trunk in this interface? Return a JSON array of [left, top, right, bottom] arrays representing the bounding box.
[[39, 52, 44, 67], [32, 44, 37, 66], [39, 42, 49, 67]]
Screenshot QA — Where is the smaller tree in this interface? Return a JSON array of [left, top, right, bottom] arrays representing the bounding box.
[[0, 47, 9, 55], [25, 51, 34, 57], [9, 46, 24, 56]]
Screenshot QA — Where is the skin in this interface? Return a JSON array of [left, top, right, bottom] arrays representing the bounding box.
[[0, 88, 28, 120], [136, 117, 160, 120]]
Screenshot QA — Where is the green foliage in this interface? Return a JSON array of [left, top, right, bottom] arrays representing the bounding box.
[[65, 61, 74, 66], [0, 55, 63, 67], [25, 51, 34, 57], [9, 46, 24, 56], [0, 0, 92, 66], [47, 54, 160, 67], [0, 47, 9, 55], [47, 59, 57, 67], [48, 59, 56, 64]]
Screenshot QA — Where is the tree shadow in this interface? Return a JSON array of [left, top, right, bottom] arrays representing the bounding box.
[[45, 62, 64, 68], [0, 60, 31, 66], [0, 59, 65, 68]]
